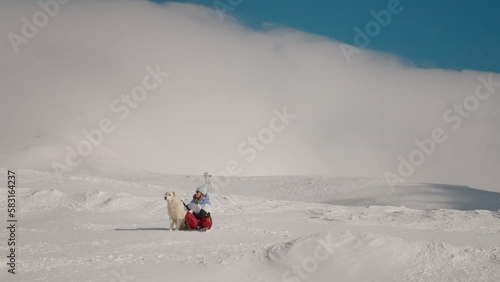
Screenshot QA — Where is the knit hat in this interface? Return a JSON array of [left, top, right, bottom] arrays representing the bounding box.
[[196, 184, 209, 196]]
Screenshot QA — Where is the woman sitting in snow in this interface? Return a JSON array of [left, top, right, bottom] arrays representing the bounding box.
[[184, 184, 212, 232]]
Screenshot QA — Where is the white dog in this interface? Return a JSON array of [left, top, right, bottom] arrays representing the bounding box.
[[164, 191, 189, 231]]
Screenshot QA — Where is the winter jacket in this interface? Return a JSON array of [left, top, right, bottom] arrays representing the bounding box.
[[187, 194, 212, 220]]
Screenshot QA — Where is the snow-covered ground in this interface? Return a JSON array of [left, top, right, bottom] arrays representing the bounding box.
[[1, 164, 499, 282]]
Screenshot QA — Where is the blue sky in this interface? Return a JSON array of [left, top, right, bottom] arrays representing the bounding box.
[[153, 0, 500, 73]]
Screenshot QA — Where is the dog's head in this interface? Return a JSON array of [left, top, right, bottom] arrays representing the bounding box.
[[164, 191, 178, 203]]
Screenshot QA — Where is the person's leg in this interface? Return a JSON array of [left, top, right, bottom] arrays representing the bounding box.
[[184, 212, 200, 230], [200, 217, 212, 230]]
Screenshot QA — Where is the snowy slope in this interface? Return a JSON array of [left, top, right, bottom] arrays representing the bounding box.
[[205, 176, 500, 211], [0, 165, 499, 282], [325, 182, 500, 211]]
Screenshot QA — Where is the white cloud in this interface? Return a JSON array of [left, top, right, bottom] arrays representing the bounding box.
[[1, 0, 499, 191]]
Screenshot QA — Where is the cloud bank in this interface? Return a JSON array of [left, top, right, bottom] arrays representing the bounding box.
[[1, 0, 499, 191]]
